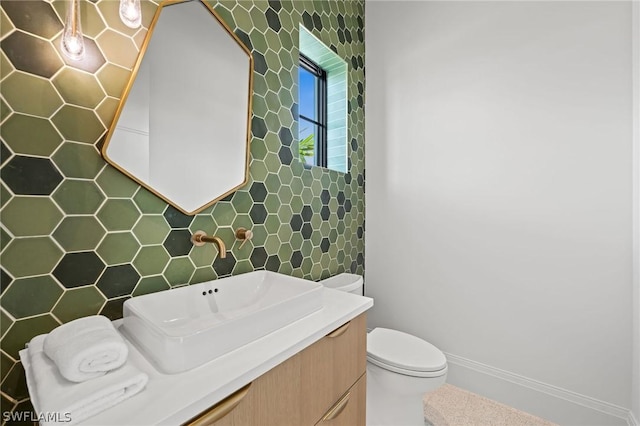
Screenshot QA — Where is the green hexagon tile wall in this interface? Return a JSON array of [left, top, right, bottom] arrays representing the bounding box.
[[0, 0, 365, 415]]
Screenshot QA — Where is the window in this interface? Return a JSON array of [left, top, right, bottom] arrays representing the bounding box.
[[299, 25, 348, 173], [298, 54, 328, 168]]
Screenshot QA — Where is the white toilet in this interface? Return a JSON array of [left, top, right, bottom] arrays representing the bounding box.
[[321, 273, 448, 426]]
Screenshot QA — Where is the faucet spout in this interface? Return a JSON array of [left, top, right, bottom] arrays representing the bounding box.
[[191, 231, 226, 258]]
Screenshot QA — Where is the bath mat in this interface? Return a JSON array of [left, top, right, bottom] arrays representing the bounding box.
[[423, 384, 557, 426]]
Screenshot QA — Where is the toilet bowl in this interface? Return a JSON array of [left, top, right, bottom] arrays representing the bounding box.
[[320, 273, 448, 426]]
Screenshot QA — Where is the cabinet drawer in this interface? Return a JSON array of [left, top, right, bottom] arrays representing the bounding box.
[[316, 373, 366, 426], [189, 352, 303, 426], [301, 313, 367, 425]]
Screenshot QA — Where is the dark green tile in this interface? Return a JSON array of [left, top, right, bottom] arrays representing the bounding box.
[[54, 34, 107, 74], [99, 296, 128, 320], [2, 1, 62, 39], [1, 361, 28, 401], [53, 251, 105, 288], [96, 264, 140, 298], [1, 31, 63, 78]]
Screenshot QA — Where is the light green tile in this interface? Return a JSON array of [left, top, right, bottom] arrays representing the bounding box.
[[1, 197, 63, 237], [95, 96, 120, 128], [191, 266, 216, 283], [2, 237, 63, 278], [132, 275, 170, 297], [96, 63, 131, 98], [2, 314, 60, 358], [97, 232, 140, 265], [1, 72, 63, 117], [52, 68, 105, 109], [231, 191, 252, 214], [1, 8, 14, 39], [97, 199, 140, 231], [52, 142, 105, 179], [1, 309, 12, 339], [1, 276, 63, 319], [52, 287, 106, 323], [96, 30, 139, 69], [96, 166, 139, 198], [52, 216, 105, 251], [163, 257, 195, 286], [52, 180, 105, 214], [0, 227, 11, 253], [133, 188, 167, 214], [133, 245, 170, 276], [133, 215, 170, 245], [211, 202, 236, 227], [0, 50, 13, 80], [52, 105, 105, 144], [1, 113, 62, 156]]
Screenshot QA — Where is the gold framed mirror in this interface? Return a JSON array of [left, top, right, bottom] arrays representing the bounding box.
[[102, 0, 253, 215]]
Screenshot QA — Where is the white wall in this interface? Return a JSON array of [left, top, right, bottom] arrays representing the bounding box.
[[365, 2, 634, 424], [632, 2, 640, 423]]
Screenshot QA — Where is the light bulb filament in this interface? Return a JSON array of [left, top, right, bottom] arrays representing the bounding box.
[[119, 0, 142, 29], [61, 0, 85, 60]]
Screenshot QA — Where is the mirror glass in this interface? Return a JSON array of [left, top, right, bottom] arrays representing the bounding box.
[[102, 0, 253, 215]]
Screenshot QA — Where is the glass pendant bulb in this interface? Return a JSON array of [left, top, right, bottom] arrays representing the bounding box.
[[119, 0, 142, 29], [61, 0, 85, 60]]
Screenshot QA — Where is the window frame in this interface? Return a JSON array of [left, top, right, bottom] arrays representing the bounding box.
[[299, 53, 328, 168]]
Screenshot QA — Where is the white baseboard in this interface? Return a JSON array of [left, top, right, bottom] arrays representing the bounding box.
[[444, 352, 632, 426]]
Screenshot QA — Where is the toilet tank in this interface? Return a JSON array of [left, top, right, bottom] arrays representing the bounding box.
[[320, 273, 363, 295]]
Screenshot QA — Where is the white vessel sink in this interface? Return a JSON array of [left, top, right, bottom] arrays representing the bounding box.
[[121, 271, 323, 373]]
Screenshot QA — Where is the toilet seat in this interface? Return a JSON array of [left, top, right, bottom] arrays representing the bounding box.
[[367, 328, 447, 378]]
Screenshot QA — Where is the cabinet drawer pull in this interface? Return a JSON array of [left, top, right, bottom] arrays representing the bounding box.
[[321, 391, 351, 422], [327, 322, 350, 338], [188, 383, 252, 425]]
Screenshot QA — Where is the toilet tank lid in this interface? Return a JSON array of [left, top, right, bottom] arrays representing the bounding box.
[[367, 328, 447, 372]]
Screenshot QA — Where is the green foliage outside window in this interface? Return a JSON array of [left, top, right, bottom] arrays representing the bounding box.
[[299, 131, 315, 162]]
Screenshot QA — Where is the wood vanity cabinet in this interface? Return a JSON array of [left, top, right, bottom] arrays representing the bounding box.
[[186, 313, 367, 426]]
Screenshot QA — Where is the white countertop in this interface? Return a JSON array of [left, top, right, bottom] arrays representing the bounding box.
[[80, 288, 372, 425]]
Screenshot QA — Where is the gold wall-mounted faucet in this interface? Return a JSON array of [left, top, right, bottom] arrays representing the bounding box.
[[191, 231, 226, 258]]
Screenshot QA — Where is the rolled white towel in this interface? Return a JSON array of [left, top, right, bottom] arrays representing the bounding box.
[[43, 315, 128, 383], [23, 334, 148, 426]]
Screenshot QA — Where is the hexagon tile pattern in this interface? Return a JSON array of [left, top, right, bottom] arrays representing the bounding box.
[[0, 0, 365, 412]]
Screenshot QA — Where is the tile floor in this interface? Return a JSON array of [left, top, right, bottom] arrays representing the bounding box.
[[423, 384, 557, 426]]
